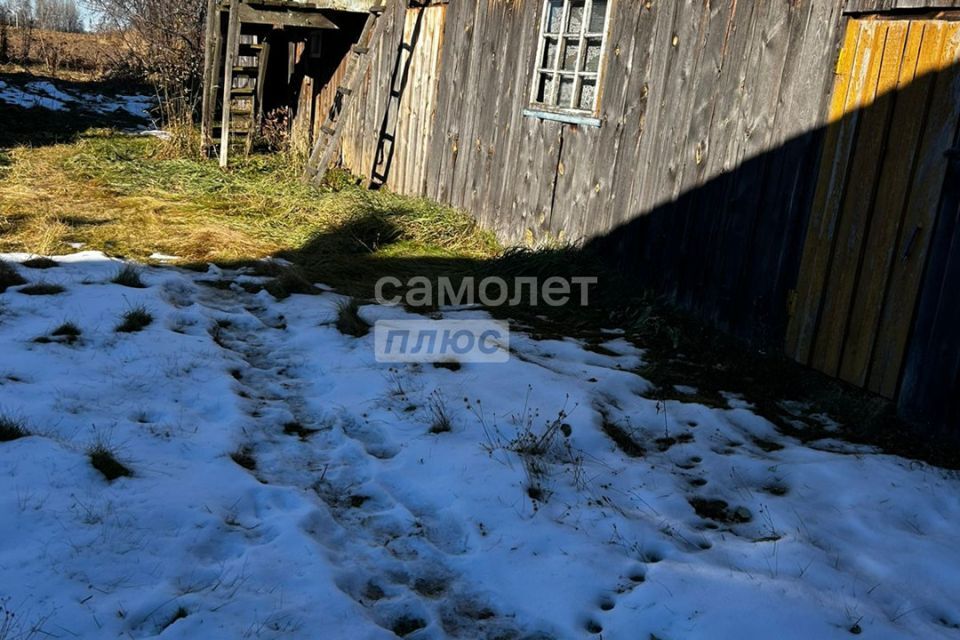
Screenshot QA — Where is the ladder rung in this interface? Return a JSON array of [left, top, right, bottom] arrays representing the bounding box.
[[369, 4, 386, 14], [337, 86, 353, 96], [233, 65, 259, 73], [352, 45, 370, 55], [231, 87, 255, 96]]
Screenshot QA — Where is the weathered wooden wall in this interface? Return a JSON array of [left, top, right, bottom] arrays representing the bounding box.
[[845, 0, 960, 12], [337, 0, 847, 344], [317, 0, 960, 426]]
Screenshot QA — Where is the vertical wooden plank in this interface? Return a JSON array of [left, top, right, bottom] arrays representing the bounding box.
[[729, 0, 836, 343], [869, 22, 960, 397], [898, 124, 960, 426], [219, 0, 241, 168], [811, 21, 904, 377], [707, 1, 798, 328], [200, 0, 219, 157], [473, 0, 519, 233], [785, 20, 873, 363], [678, 0, 762, 313], [430, 0, 480, 206], [490, 0, 550, 242], [838, 21, 927, 386]]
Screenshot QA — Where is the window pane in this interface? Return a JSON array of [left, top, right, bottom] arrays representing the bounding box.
[[542, 37, 559, 68], [558, 76, 575, 107], [537, 73, 555, 103], [562, 39, 580, 71], [567, 0, 585, 33], [584, 38, 602, 72], [588, 0, 608, 33], [579, 78, 596, 110], [546, 0, 563, 33]]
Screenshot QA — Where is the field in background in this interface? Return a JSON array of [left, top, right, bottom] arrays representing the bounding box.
[[1, 27, 124, 77]]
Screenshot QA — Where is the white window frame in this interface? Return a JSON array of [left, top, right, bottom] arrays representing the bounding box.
[[526, 0, 612, 125]]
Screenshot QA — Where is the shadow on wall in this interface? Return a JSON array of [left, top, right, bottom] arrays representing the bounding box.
[[584, 58, 960, 428]]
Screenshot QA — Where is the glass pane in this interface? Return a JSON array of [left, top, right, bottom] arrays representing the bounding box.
[[558, 76, 575, 107], [545, 0, 563, 33], [584, 38, 602, 72], [562, 39, 580, 71], [542, 37, 559, 68], [579, 78, 596, 110], [567, 0, 585, 33], [537, 73, 555, 104], [588, 0, 608, 33]]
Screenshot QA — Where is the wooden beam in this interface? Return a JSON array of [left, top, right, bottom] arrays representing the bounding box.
[[244, 0, 375, 12], [219, 0, 242, 168], [237, 4, 339, 29], [200, 0, 219, 157]]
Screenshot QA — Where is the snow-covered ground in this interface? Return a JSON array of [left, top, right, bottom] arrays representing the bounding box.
[[0, 77, 153, 122], [0, 252, 959, 639]]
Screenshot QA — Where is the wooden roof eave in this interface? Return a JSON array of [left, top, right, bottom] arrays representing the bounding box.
[[240, 0, 375, 14]]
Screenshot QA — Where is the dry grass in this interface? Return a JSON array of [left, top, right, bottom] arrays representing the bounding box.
[[2, 28, 125, 77], [0, 133, 499, 295]]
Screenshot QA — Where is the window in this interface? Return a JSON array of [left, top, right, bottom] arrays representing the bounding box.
[[530, 0, 611, 115]]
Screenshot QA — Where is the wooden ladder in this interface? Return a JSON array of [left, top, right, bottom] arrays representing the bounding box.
[[303, 2, 388, 184], [202, 0, 273, 167]]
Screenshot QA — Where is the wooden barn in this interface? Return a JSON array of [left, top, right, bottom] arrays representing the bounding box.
[[201, 0, 960, 429]]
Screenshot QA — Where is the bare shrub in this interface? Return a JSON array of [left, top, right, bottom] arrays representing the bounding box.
[[86, 0, 207, 122]]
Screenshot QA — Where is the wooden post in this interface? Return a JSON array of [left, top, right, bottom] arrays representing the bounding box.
[[247, 35, 272, 155], [219, 0, 242, 168], [200, 0, 219, 157]]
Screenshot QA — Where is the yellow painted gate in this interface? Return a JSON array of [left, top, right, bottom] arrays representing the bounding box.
[[786, 16, 960, 398]]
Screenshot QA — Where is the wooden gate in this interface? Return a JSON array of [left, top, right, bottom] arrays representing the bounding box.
[[786, 16, 960, 399]]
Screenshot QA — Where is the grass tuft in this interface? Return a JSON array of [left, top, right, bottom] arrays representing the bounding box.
[[22, 257, 59, 269], [263, 266, 317, 300], [18, 282, 65, 296], [88, 442, 132, 481], [335, 299, 370, 338], [0, 414, 30, 442], [230, 447, 257, 471], [600, 414, 646, 458], [52, 322, 82, 338], [0, 261, 27, 293], [111, 264, 147, 288], [116, 306, 153, 333], [45, 321, 82, 345], [427, 391, 453, 434], [283, 421, 319, 439]]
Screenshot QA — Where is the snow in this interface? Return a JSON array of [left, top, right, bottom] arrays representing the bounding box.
[[0, 77, 154, 123], [1, 252, 959, 639]]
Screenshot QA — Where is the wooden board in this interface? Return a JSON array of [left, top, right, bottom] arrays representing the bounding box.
[[786, 17, 960, 399]]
